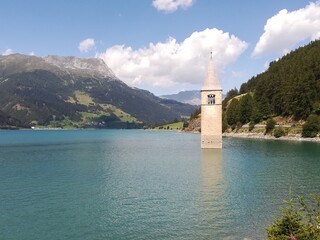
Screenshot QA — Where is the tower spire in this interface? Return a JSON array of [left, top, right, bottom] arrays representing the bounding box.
[[202, 55, 221, 91], [200, 54, 222, 149]]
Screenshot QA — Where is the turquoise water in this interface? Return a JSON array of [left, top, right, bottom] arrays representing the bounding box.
[[1, 130, 319, 240]]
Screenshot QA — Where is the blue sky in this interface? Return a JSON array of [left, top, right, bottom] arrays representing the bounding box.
[[1, 0, 319, 95]]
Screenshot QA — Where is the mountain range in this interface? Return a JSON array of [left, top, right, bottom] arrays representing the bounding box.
[[161, 90, 201, 105], [0, 54, 196, 129]]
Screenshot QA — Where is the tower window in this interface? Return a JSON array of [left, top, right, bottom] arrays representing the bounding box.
[[207, 94, 215, 104]]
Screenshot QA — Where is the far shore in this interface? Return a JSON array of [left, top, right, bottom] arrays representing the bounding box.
[[2, 126, 320, 143], [222, 132, 320, 143]]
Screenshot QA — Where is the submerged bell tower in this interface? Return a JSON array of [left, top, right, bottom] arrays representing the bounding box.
[[201, 54, 222, 149]]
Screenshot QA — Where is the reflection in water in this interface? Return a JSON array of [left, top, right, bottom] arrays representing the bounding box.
[[200, 149, 226, 234]]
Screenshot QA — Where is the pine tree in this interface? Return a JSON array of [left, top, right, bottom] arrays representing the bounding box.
[[238, 94, 255, 124], [226, 98, 240, 126]]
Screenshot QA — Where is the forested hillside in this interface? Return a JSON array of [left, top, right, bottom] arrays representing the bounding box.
[[187, 40, 320, 137], [221, 40, 320, 137], [236, 40, 320, 120]]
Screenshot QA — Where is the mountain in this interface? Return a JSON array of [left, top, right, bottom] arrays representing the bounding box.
[[161, 90, 200, 105], [0, 54, 196, 128], [161, 90, 226, 106]]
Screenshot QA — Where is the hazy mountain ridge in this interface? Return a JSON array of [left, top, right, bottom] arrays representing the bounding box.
[[161, 90, 201, 105], [0, 54, 196, 128], [161, 90, 225, 105]]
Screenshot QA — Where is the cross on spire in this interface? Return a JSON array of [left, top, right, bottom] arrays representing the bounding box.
[[210, 51, 213, 60]]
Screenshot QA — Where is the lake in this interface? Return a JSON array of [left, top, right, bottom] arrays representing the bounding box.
[[1, 130, 319, 239]]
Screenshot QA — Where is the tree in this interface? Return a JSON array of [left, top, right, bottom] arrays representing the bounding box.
[[238, 94, 256, 124], [226, 99, 240, 126], [222, 113, 229, 133], [312, 102, 320, 115], [256, 94, 271, 119], [190, 107, 201, 120], [302, 114, 320, 138], [267, 193, 320, 240], [267, 194, 304, 239], [266, 118, 276, 134], [239, 82, 248, 94], [249, 121, 255, 131], [223, 88, 239, 109], [274, 127, 286, 138], [228, 40, 320, 122], [183, 120, 188, 128], [251, 112, 264, 124], [298, 194, 320, 238]]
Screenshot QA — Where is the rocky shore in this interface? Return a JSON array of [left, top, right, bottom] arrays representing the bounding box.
[[184, 116, 320, 142], [222, 132, 320, 142]]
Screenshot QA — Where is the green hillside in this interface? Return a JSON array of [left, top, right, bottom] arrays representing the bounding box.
[[221, 40, 320, 137], [186, 40, 320, 137], [153, 121, 185, 130], [0, 54, 196, 129], [238, 40, 320, 120]]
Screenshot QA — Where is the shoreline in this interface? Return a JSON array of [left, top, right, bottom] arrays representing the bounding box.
[[222, 132, 320, 143], [1, 127, 320, 143]]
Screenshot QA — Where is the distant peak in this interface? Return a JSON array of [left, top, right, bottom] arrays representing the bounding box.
[[43, 55, 117, 79]]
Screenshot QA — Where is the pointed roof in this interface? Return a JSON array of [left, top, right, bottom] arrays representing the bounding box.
[[202, 58, 221, 91]]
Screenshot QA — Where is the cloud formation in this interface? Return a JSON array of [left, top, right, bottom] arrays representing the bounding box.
[[97, 28, 247, 90], [78, 38, 95, 53], [2, 49, 14, 56], [152, 0, 194, 13], [253, 1, 320, 57]]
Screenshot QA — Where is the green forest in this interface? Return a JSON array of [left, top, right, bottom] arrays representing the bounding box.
[[222, 40, 320, 137]]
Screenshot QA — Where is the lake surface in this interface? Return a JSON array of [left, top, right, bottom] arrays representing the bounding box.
[[1, 130, 319, 240]]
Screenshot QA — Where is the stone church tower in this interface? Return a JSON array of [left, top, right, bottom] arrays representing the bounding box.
[[201, 56, 222, 148]]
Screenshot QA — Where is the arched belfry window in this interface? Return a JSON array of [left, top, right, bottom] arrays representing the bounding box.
[[207, 94, 215, 105]]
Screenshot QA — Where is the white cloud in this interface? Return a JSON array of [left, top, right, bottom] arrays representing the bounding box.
[[152, 0, 194, 13], [78, 38, 95, 53], [253, 1, 320, 57], [2, 48, 14, 56], [29, 51, 35, 56], [97, 28, 247, 90]]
